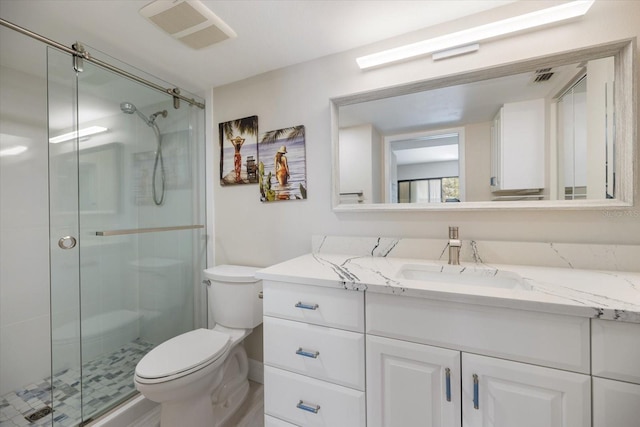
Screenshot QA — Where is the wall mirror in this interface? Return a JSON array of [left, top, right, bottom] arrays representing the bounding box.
[[331, 39, 635, 211]]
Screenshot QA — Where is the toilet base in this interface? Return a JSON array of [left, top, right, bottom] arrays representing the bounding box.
[[212, 378, 250, 427], [160, 392, 215, 427], [211, 345, 251, 427]]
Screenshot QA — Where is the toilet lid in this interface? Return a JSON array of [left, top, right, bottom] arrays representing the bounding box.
[[135, 328, 230, 380]]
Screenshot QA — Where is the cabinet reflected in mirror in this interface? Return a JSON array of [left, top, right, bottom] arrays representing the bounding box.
[[332, 40, 634, 211]]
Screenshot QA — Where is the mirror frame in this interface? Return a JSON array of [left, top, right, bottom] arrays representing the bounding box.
[[331, 38, 636, 212]]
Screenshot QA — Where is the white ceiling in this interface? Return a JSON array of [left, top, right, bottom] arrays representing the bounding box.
[[0, 0, 517, 94], [339, 62, 582, 134]]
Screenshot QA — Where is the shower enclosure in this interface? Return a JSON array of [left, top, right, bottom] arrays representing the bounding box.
[[1, 22, 206, 426]]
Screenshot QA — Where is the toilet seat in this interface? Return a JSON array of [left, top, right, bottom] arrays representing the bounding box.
[[135, 328, 231, 384]]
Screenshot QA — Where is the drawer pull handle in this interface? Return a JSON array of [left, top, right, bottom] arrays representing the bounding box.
[[297, 400, 320, 414], [296, 348, 320, 359], [295, 302, 319, 310], [473, 374, 479, 410], [445, 368, 451, 402]]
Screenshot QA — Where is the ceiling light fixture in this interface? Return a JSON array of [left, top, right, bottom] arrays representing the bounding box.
[[49, 126, 108, 144], [356, 0, 595, 69]]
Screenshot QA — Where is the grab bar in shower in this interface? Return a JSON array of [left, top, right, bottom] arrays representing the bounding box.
[[95, 225, 204, 236]]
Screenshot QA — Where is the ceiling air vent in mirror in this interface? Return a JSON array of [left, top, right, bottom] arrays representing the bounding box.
[[532, 68, 555, 83], [140, 0, 236, 50]]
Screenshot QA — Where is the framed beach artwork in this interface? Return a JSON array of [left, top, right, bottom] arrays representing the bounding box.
[[219, 116, 259, 185], [257, 125, 307, 202]]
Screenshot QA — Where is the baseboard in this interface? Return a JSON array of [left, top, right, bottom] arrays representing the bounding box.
[[247, 358, 264, 384]]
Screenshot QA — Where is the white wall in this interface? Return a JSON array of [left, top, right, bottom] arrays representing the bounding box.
[[465, 121, 493, 202], [211, 0, 640, 274]]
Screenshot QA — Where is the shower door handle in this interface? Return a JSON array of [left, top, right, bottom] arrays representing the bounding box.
[[58, 236, 77, 250]]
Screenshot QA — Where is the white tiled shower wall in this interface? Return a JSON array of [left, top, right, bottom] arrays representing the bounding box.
[[0, 62, 51, 396]]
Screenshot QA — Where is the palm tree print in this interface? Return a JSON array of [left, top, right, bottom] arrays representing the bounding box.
[[259, 125, 305, 144], [219, 115, 259, 185]]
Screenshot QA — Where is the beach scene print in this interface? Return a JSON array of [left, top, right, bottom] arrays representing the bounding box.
[[258, 125, 307, 202], [219, 116, 258, 185]]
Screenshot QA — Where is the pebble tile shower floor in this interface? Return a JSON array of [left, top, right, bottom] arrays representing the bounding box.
[[0, 339, 154, 427]]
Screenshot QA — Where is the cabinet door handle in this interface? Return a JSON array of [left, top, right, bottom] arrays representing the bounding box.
[[296, 347, 320, 358], [297, 400, 320, 414], [473, 374, 479, 409], [445, 368, 451, 402], [295, 301, 319, 310]]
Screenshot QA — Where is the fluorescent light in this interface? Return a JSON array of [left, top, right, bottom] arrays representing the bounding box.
[[49, 126, 108, 144], [0, 145, 28, 157], [356, 0, 595, 69]]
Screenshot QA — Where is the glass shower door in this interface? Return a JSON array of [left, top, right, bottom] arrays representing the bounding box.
[[48, 46, 84, 426], [48, 45, 205, 425]]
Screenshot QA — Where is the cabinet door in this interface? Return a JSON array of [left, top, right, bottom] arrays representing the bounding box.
[[462, 353, 590, 427], [490, 109, 502, 191], [593, 377, 640, 427], [367, 335, 461, 427]]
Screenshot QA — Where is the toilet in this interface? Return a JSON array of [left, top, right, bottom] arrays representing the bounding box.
[[134, 265, 262, 427]]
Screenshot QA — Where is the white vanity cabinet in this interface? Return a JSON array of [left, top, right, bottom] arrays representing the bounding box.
[[591, 319, 640, 427], [262, 280, 366, 427], [261, 271, 640, 427], [490, 98, 545, 192], [366, 292, 591, 427]]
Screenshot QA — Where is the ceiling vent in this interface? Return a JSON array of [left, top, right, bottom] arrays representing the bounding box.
[[139, 0, 236, 50], [531, 67, 555, 83]]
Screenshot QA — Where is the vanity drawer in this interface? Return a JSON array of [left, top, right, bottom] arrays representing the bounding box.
[[264, 316, 365, 390], [592, 319, 640, 384], [265, 415, 299, 427], [263, 280, 364, 332], [367, 292, 590, 373], [264, 365, 366, 427]]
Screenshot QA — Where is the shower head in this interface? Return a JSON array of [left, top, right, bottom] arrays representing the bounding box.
[[120, 102, 137, 114], [120, 101, 166, 127]]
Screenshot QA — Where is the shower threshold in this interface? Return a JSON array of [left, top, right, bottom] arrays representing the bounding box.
[[0, 339, 153, 427]]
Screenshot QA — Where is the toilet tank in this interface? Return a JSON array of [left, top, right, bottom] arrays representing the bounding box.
[[204, 265, 263, 329]]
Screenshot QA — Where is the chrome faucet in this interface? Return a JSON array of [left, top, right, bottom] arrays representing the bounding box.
[[448, 226, 461, 265]]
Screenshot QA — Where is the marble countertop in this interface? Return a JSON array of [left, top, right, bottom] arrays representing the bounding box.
[[256, 253, 640, 323]]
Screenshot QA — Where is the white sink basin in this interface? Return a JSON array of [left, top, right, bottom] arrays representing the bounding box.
[[396, 263, 531, 290]]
